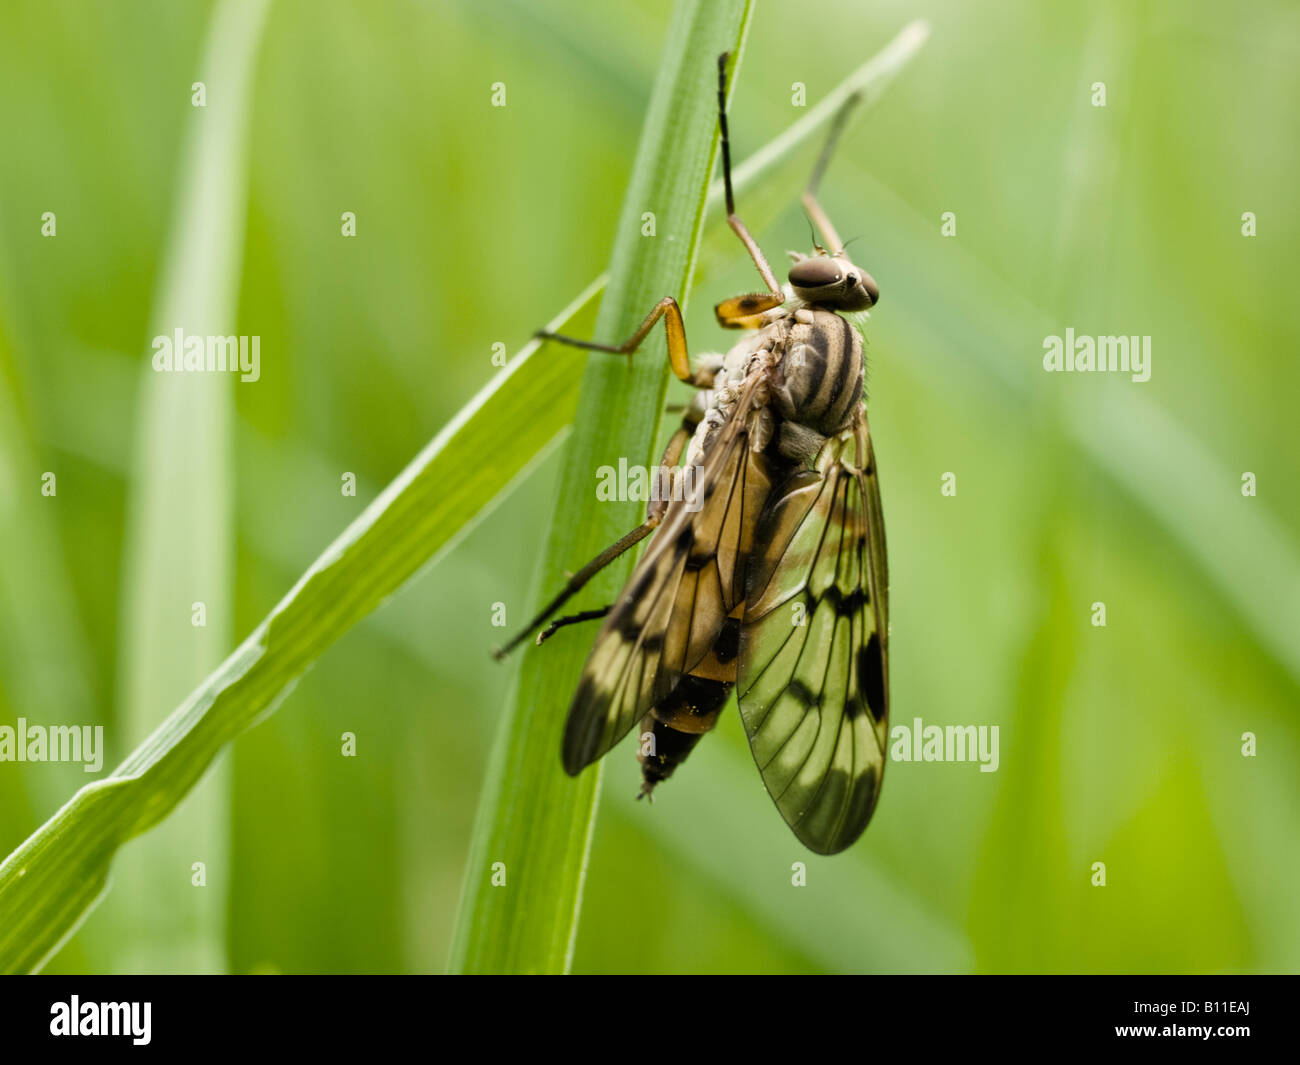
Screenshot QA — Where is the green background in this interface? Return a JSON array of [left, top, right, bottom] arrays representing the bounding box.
[[0, 0, 1296, 973]]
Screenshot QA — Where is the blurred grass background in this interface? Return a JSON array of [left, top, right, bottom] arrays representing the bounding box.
[[0, 0, 1296, 974]]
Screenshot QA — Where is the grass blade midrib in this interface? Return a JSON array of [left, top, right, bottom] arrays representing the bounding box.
[[447, 0, 756, 974]]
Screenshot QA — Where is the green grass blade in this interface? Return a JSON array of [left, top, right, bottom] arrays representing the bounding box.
[[446, 0, 755, 975], [90, 0, 270, 975], [0, 275, 600, 974]]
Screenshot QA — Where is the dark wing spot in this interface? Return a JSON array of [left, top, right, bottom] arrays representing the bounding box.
[[845, 691, 867, 720], [628, 564, 657, 603], [787, 678, 820, 708], [821, 585, 870, 615], [858, 632, 885, 723]]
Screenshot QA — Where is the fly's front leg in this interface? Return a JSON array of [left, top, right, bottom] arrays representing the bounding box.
[[714, 51, 787, 329], [714, 290, 785, 331], [536, 296, 715, 388]]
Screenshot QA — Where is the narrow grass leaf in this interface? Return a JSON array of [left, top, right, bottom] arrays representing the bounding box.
[[447, 0, 755, 975], [93, 0, 270, 975]]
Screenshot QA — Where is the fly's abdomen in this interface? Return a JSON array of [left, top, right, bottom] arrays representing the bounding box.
[[638, 674, 733, 796], [773, 308, 863, 436]]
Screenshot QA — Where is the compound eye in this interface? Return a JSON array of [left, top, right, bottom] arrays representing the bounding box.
[[788, 258, 842, 289], [860, 272, 879, 306]]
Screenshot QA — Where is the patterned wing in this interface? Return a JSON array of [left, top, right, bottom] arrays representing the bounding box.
[[563, 372, 774, 775], [737, 413, 889, 854]]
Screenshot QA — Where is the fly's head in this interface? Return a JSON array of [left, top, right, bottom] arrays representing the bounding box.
[[787, 249, 878, 312]]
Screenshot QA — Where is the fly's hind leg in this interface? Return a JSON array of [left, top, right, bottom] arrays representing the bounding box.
[[492, 424, 693, 661], [491, 519, 659, 661], [536, 606, 612, 647]]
